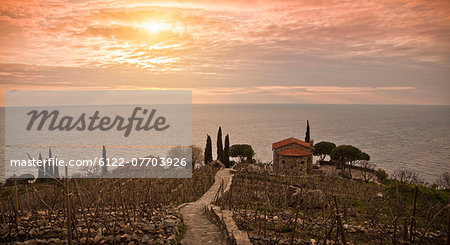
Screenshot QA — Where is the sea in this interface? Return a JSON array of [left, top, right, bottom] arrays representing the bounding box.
[[191, 104, 450, 183], [1, 104, 449, 183]]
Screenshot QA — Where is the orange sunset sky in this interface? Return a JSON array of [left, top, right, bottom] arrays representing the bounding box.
[[0, 0, 449, 104]]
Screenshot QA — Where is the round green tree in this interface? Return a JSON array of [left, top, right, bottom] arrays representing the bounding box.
[[330, 145, 363, 177], [313, 141, 336, 161], [229, 144, 255, 163]]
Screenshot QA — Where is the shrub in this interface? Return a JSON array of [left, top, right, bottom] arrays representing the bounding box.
[[375, 168, 389, 183], [391, 169, 424, 185], [436, 172, 450, 190]]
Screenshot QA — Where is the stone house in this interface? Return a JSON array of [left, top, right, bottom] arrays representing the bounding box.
[[272, 137, 314, 174]]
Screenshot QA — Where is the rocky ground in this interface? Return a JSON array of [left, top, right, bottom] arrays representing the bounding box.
[[1, 207, 183, 244], [234, 210, 447, 245], [1, 165, 221, 244]]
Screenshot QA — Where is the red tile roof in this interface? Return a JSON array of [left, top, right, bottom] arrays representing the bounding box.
[[278, 148, 312, 157], [272, 137, 312, 150]]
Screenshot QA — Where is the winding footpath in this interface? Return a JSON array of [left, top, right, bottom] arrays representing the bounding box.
[[180, 168, 234, 245]]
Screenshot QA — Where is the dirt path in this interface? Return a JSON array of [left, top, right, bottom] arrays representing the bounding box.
[[180, 168, 233, 245]]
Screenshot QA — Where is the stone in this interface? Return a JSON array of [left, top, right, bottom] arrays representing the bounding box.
[[121, 224, 132, 234], [166, 235, 175, 243], [93, 235, 102, 243], [295, 189, 326, 209], [131, 233, 139, 241], [36, 240, 50, 245], [142, 235, 150, 242], [24, 240, 37, 245], [143, 224, 157, 232]]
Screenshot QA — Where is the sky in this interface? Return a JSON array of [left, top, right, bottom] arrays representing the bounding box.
[[0, 0, 449, 104]]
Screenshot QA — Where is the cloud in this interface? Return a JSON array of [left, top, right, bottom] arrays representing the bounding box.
[[2, 0, 450, 66], [0, 0, 449, 104], [187, 85, 428, 104], [194, 85, 416, 96]]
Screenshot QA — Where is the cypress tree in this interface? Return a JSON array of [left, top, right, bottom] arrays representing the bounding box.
[[37, 153, 44, 179], [101, 145, 108, 176], [204, 135, 213, 164], [54, 155, 60, 178], [44, 148, 52, 177], [217, 126, 223, 162], [43, 157, 48, 178], [48, 148, 54, 177], [224, 134, 230, 167], [305, 120, 310, 143]]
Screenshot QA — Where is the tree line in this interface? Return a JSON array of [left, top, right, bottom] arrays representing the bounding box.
[[204, 126, 232, 167], [204, 126, 255, 168]]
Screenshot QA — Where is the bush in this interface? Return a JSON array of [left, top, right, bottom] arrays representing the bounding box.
[[229, 144, 255, 162], [375, 168, 389, 183], [391, 169, 423, 185], [339, 171, 351, 179], [436, 172, 450, 190]]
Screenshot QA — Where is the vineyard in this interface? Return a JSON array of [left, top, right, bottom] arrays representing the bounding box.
[[215, 164, 449, 244], [0, 165, 220, 243]]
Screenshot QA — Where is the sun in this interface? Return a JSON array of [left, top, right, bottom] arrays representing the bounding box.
[[139, 22, 171, 33]]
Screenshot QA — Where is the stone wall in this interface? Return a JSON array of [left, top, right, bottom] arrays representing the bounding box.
[[204, 168, 252, 245], [278, 155, 310, 173], [205, 204, 252, 245]]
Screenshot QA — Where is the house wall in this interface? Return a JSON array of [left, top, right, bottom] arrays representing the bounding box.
[[273, 142, 313, 174], [279, 155, 309, 173]]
